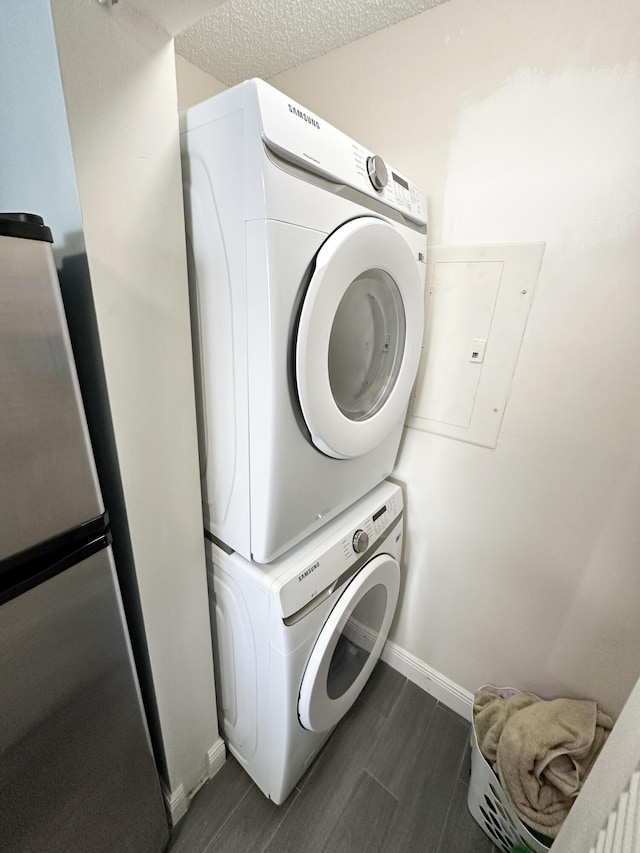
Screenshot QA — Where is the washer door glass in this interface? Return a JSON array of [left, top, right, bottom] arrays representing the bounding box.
[[298, 554, 400, 733], [328, 270, 406, 423], [326, 583, 388, 699], [296, 217, 424, 460]]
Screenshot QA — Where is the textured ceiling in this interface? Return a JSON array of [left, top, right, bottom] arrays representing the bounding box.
[[175, 0, 451, 86]]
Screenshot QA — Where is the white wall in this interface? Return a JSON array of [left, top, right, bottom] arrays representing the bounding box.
[[175, 54, 227, 112], [268, 0, 640, 716], [50, 0, 223, 814]]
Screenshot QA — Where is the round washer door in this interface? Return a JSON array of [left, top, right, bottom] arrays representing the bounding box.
[[298, 553, 400, 733], [296, 217, 424, 459]]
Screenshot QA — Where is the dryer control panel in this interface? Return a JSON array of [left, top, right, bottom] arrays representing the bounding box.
[[255, 80, 426, 226], [276, 482, 403, 622]]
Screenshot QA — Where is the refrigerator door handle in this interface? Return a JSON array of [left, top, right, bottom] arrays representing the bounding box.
[[0, 511, 111, 606]]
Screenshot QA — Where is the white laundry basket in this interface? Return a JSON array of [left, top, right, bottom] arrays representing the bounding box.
[[467, 687, 551, 853]]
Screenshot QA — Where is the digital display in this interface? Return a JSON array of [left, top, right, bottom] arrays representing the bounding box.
[[392, 172, 409, 190], [373, 505, 387, 522]]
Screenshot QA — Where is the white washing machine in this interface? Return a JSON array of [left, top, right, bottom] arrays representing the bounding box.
[[205, 480, 403, 804], [181, 80, 426, 563]]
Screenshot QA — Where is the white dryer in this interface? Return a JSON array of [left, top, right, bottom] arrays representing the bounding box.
[[205, 480, 403, 804], [181, 80, 426, 563]]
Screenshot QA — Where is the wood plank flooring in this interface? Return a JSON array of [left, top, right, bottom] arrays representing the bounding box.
[[168, 662, 499, 853]]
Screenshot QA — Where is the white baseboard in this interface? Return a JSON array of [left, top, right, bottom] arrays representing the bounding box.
[[207, 736, 227, 779], [380, 638, 473, 721], [163, 738, 227, 826], [343, 617, 473, 720], [162, 781, 188, 826]]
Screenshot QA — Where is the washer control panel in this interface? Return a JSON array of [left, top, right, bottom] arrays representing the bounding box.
[[340, 490, 401, 561], [277, 483, 403, 621]]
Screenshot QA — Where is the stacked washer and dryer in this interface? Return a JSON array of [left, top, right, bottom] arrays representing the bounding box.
[[180, 79, 427, 804]]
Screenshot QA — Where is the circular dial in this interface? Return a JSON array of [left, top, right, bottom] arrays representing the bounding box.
[[352, 529, 369, 554], [366, 155, 388, 192]]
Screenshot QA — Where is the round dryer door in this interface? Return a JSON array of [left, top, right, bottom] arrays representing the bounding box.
[[296, 216, 424, 459], [298, 553, 400, 733]]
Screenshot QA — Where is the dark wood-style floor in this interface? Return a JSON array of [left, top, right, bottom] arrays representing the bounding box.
[[168, 662, 499, 853]]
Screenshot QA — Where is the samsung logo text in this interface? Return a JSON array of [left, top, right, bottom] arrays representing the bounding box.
[[288, 104, 320, 129], [298, 561, 320, 582]]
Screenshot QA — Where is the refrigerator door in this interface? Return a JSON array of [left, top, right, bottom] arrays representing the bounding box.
[[0, 226, 104, 560], [0, 543, 168, 853]]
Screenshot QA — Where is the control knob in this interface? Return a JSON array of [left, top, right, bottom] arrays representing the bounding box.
[[352, 529, 369, 554], [366, 154, 388, 192]]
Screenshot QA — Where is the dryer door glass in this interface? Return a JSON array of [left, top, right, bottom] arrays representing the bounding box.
[[296, 216, 424, 459], [298, 553, 400, 733], [328, 270, 406, 423]]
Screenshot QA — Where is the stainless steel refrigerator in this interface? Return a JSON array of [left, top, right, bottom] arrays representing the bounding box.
[[0, 213, 169, 852]]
